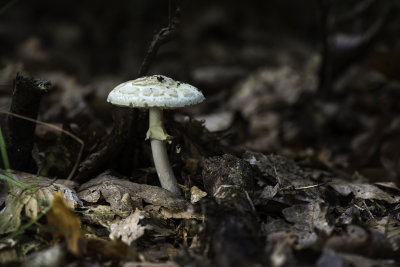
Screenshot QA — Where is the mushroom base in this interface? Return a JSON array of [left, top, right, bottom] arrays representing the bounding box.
[[150, 139, 181, 195]]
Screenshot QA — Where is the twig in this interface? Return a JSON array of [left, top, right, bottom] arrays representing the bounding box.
[[244, 190, 256, 212], [294, 181, 329, 190], [125, 0, 182, 173], [138, 0, 181, 77]]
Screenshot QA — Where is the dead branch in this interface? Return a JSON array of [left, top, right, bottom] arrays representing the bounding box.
[[4, 73, 50, 171]]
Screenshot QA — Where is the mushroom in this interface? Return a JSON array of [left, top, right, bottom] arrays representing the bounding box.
[[107, 75, 205, 195]]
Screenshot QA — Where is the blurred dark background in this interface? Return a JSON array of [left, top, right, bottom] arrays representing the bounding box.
[[0, 0, 321, 81]]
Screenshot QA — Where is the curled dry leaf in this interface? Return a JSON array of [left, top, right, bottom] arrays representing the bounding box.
[[283, 202, 334, 237], [263, 202, 334, 251], [109, 209, 149, 246], [46, 192, 86, 256], [78, 173, 189, 213], [190, 186, 207, 204], [0, 171, 79, 235], [329, 179, 399, 204], [259, 184, 279, 200]]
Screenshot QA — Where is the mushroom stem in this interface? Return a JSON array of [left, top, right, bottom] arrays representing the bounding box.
[[149, 107, 181, 195]]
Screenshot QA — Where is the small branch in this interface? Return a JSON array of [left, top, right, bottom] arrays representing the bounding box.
[[125, 0, 182, 173], [138, 0, 181, 77]]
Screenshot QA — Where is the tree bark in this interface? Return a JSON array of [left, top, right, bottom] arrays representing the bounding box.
[[4, 73, 50, 171]]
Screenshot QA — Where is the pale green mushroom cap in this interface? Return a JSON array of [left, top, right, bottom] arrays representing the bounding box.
[[107, 75, 205, 109]]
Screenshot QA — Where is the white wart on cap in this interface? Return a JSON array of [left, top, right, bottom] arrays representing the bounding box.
[[107, 75, 205, 108]]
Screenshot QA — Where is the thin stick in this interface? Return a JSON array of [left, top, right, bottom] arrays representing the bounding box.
[[138, 0, 182, 77]]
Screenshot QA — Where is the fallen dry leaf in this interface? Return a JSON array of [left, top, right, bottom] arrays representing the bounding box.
[[329, 179, 399, 204], [46, 192, 86, 256], [190, 186, 207, 204], [78, 173, 189, 213], [0, 171, 79, 235], [282, 202, 334, 237], [109, 209, 149, 245]]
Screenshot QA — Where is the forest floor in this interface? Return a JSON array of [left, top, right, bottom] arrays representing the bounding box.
[[1, 1, 400, 266]]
